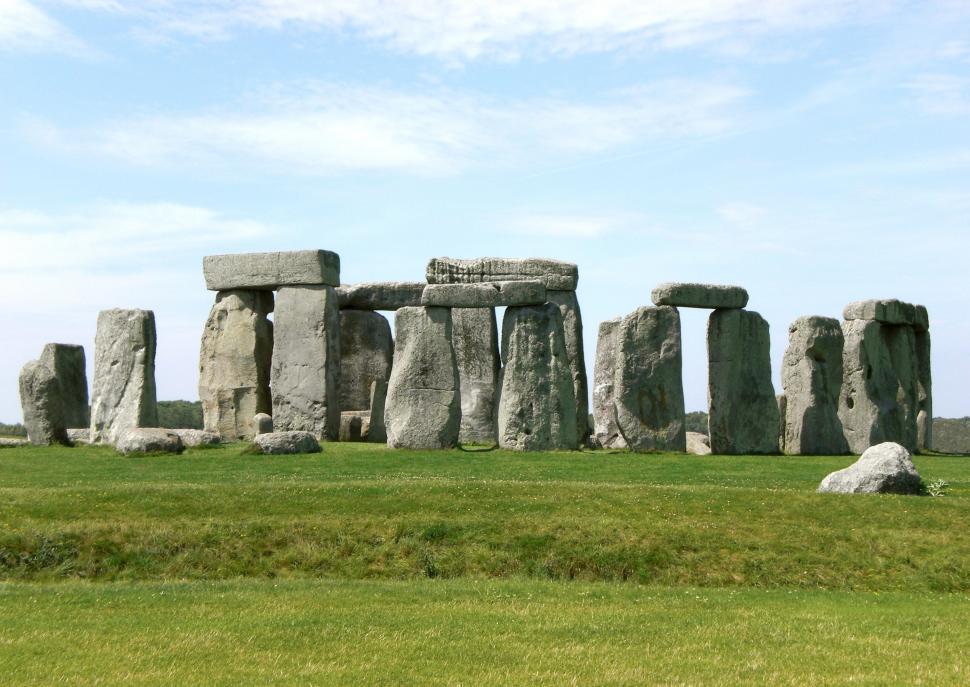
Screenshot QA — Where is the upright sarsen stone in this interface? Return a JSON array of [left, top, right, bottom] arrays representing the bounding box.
[[19, 360, 67, 445], [914, 307, 932, 451], [338, 310, 393, 412], [452, 307, 500, 444], [90, 309, 158, 444], [497, 304, 577, 451], [39, 344, 88, 429], [199, 290, 273, 440], [271, 286, 340, 441], [612, 306, 686, 452], [708, 309, 779, 454], [384, 307, 460, 449], [548, 290, 590, 444], [592, 317, 625, 449]]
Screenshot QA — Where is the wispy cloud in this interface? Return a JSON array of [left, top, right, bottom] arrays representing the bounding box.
[[0, 0, 85, 54], [505, 212, 645, 239], [907, 73, 970, 115]]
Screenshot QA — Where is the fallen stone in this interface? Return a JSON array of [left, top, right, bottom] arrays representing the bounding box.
[[271, 286, 341, 441], [916, 327, 932, 452], [843, 299, 917, 326], [817, 442, 922, 495], [253, 431, 322, 455], [548, 290, 590, 445], [0, 438, 30, 448], [384, 307, 461, 449], [67, 428, 91, 444], [591, 317, 626, 449], [708, 309, 779, 454], [19, 360, 67, 445], [686, 432, 712, 455], [426, 257, 579, 291], [367, 379, 388, 444], [39, 344, 89, 429], [421, 281, 546, 308], [336, 281, 425, 311], [174, 429, 222, 447], [651, 283, 748, 309], [612, 306, 686, 452], [203, 250, 340, 291], [90, 309, 158, 445], [254, 413, 273, 435], [338, 310, 393, 414], [497, 304, 577, 451], [452, 308, 500, 444], [115, 428, 183, 455], [781, 316, 849, 455]]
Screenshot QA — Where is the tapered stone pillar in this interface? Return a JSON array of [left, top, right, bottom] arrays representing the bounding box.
[[452, 307, 500, 444]]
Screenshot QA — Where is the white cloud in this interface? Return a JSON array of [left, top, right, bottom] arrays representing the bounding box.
[[0, 0, 84, 53]]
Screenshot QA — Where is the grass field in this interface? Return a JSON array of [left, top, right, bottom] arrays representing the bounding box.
[[1, 442, 968, 684]]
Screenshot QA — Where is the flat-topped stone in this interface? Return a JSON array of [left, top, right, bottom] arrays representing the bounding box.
[[843, 299, 917, 326], [651, 283, 748, 309], [336, 282, 425, 310], [421, 281, 546, 308], [426, 257, 578, 291], [204, 250, 340, 291], [254, 431, 321, 455]]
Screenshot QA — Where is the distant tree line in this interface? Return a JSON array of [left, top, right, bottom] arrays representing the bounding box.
[[157, 401, 204, 429]]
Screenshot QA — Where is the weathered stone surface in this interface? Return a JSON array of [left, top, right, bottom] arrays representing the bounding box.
[[115, 428, 183, 455], [339, 412, 364, 442], [90, 309, 158, 445], [0, 438, 30, 448], [39, 344, 89, 428], [651, 283, 748, 309], [817, 442, 921, 494], [384, 307, 461, 449], [271, 286, 341, 441], [686, 432, 712, 455], [839, 319, 919, 454], [916, 328, 932, 452], [199, 290, 274, 441], [338, 310, 393, 413], [913, 305, 929, 333], [421, 281, 546, 308], [781, 316, 849, 455], [708, 309, 779, 454], [612, 306, 686, 452], [497, 304, 577, 451], [452, 308, 500, 444], [67, 428, 91, 444], [174, 429, 222, 447], [254, 413, 273, 435], [843, 299, 917, 326], [367, 379, 387, 444], [19, 360, 67, 445], [547, 290, 590, 444], [427, 257, 578, 291], [336, 282, 425, 311], [203, 250, 340, 291], [777, 394, 787, 453], [591, 317, 626, 449], [254, 431, 322, 455]]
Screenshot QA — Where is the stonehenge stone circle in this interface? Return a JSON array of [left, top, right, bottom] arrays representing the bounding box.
[[548, 289, 590, 444], [426, 257, 578, 291], [843, 299, 917, 326], [421, 281, 546, 308], [384, 307, 461, 449], [39, 344, 89, 429], [115, 428, 183, 455], [451, 307, 500, 444], [592, 317, 626, 449], [336, 282, 425, 311], [817, 442, 921, 495], [612, 306, 686, 452], [204, 250, 340, 291], [708, 309, 779, 454], [254, 412, 273, 435], [254, 431, 322, 455], [271, 285, 341, 441], [198, 290, 273, 441], [90, 309, 159, 445], [19, 360, 68, 445], [781, 316, 849, 455], [338, 309, 393, 413], [497, 304, 577, 451], [651, 283, 749, 310]]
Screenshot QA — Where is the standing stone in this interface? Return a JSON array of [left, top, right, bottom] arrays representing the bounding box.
[[914, 309, 932, 451], [338, 310, 393, 412], [452, 308, 500, 444], [19, 360, 67, 445], [367, 379, 388, 444], [612, 306, 686, 452], [384, 307, 460, 449], [777, 394, 787, 453], [707, 309, 779, 454], [90, 309, 158, 445], [548, 290, 590, 444], [592, 318, 625, 449], [271, 286, 340, 441], [254, 413, 273, 435], [497, 304, 577, 451], [199, 290, 273, 441], [39, 344, 88, 428], [781, 316, 849, 455]]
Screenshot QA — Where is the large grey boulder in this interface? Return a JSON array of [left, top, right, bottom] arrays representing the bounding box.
[[497, 304, 577, 451], [612, 306, 686, 452], [254, 431, 322, 455], [707, 309, 779, 454], [781, 316, 849, 455], [115, 428, 183, 455], [427, 257, 578, 291], [39, 344, 88, 428], [591, 317, 625, 449], [651, 283, 748, 309], [19, 360, 68, 445], [548, 290, 590, 445], [452, 307, 500, 444], [173, 429, 222, 447], [421, 281, 546, 308], [203, 250, 340, 291], [271, 285, 341, 441], [336, 282, 425, 311], [90, 309, 158, 445], [199, 290, 274, 441], [338, 310, 393, 413], [384, 307, 461, 449], [686, 432, 711, 455], [817, 442, 922, 495], [843, 299, 917, 326]]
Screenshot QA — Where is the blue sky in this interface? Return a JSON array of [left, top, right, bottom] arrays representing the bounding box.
[[2, 0, 969, 423]]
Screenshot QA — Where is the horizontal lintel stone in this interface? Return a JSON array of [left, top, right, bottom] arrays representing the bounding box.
[[843, 299, 918, 326], [204, 250, 340, 291], [651, 282, 749, 309], [336, 282, 425, 310], [421, 281, 547, 308], [426, 257, 578, 291]]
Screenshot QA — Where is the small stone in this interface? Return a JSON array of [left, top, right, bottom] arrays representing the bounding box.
[[254, 413, 273, 435], [426, 257, 578, 291], [253, 431, 322, 455], [339, 412, 365, 442], [19, 360, 67, 445], [39, 344, 89, 429], [67, 428, 91, 444], [203, 250, 340, 291], [651, 283, 748, 309], [421, 281, 546, 308], [338, 310, 393, 414], [336, 282, 426, 311], [843, 299, 917, 326], [173, 429, 222, 447], [686, 432, 712, 455], [452, 308, 500, 444], [817, 442, 922, 494], [591, 317, 626, 449], [115, 428, 184, 455]]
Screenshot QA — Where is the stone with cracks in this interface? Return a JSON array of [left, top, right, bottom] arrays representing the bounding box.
[[421, 281, 547, 308], [651, 283, 748, 309], [843, 299, 917, 326], [199, 290, 273, 441], [592, 317, 625, 449], [19, 360, 68, 445], [548, 290, 590, 444], [204, 250, 340, 291], [90, 309, 158, 445], [817, 442, 922, 494], [708, 309, 779, 454], [115, 428, 183, 455], [612, 306, 686, 452], [254, 431, 322, 455], [451, 307, 500, 444], [254, 413, 273, 435], [384, 307, 461, 449], [686, 432, 712, 455], [336, 282, 425, 311], [272, 286, 341, 441], [497, 304, 577, 451], [174, 429, 222, 447], [426, 257, 578, 291], [67, 428, 91, 444], [781, 316, 849, 455], [338, 310, 393, 414], [916, 327, 932, 451], [39, 344, 89, 428], [367, 379, 387, 444]]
